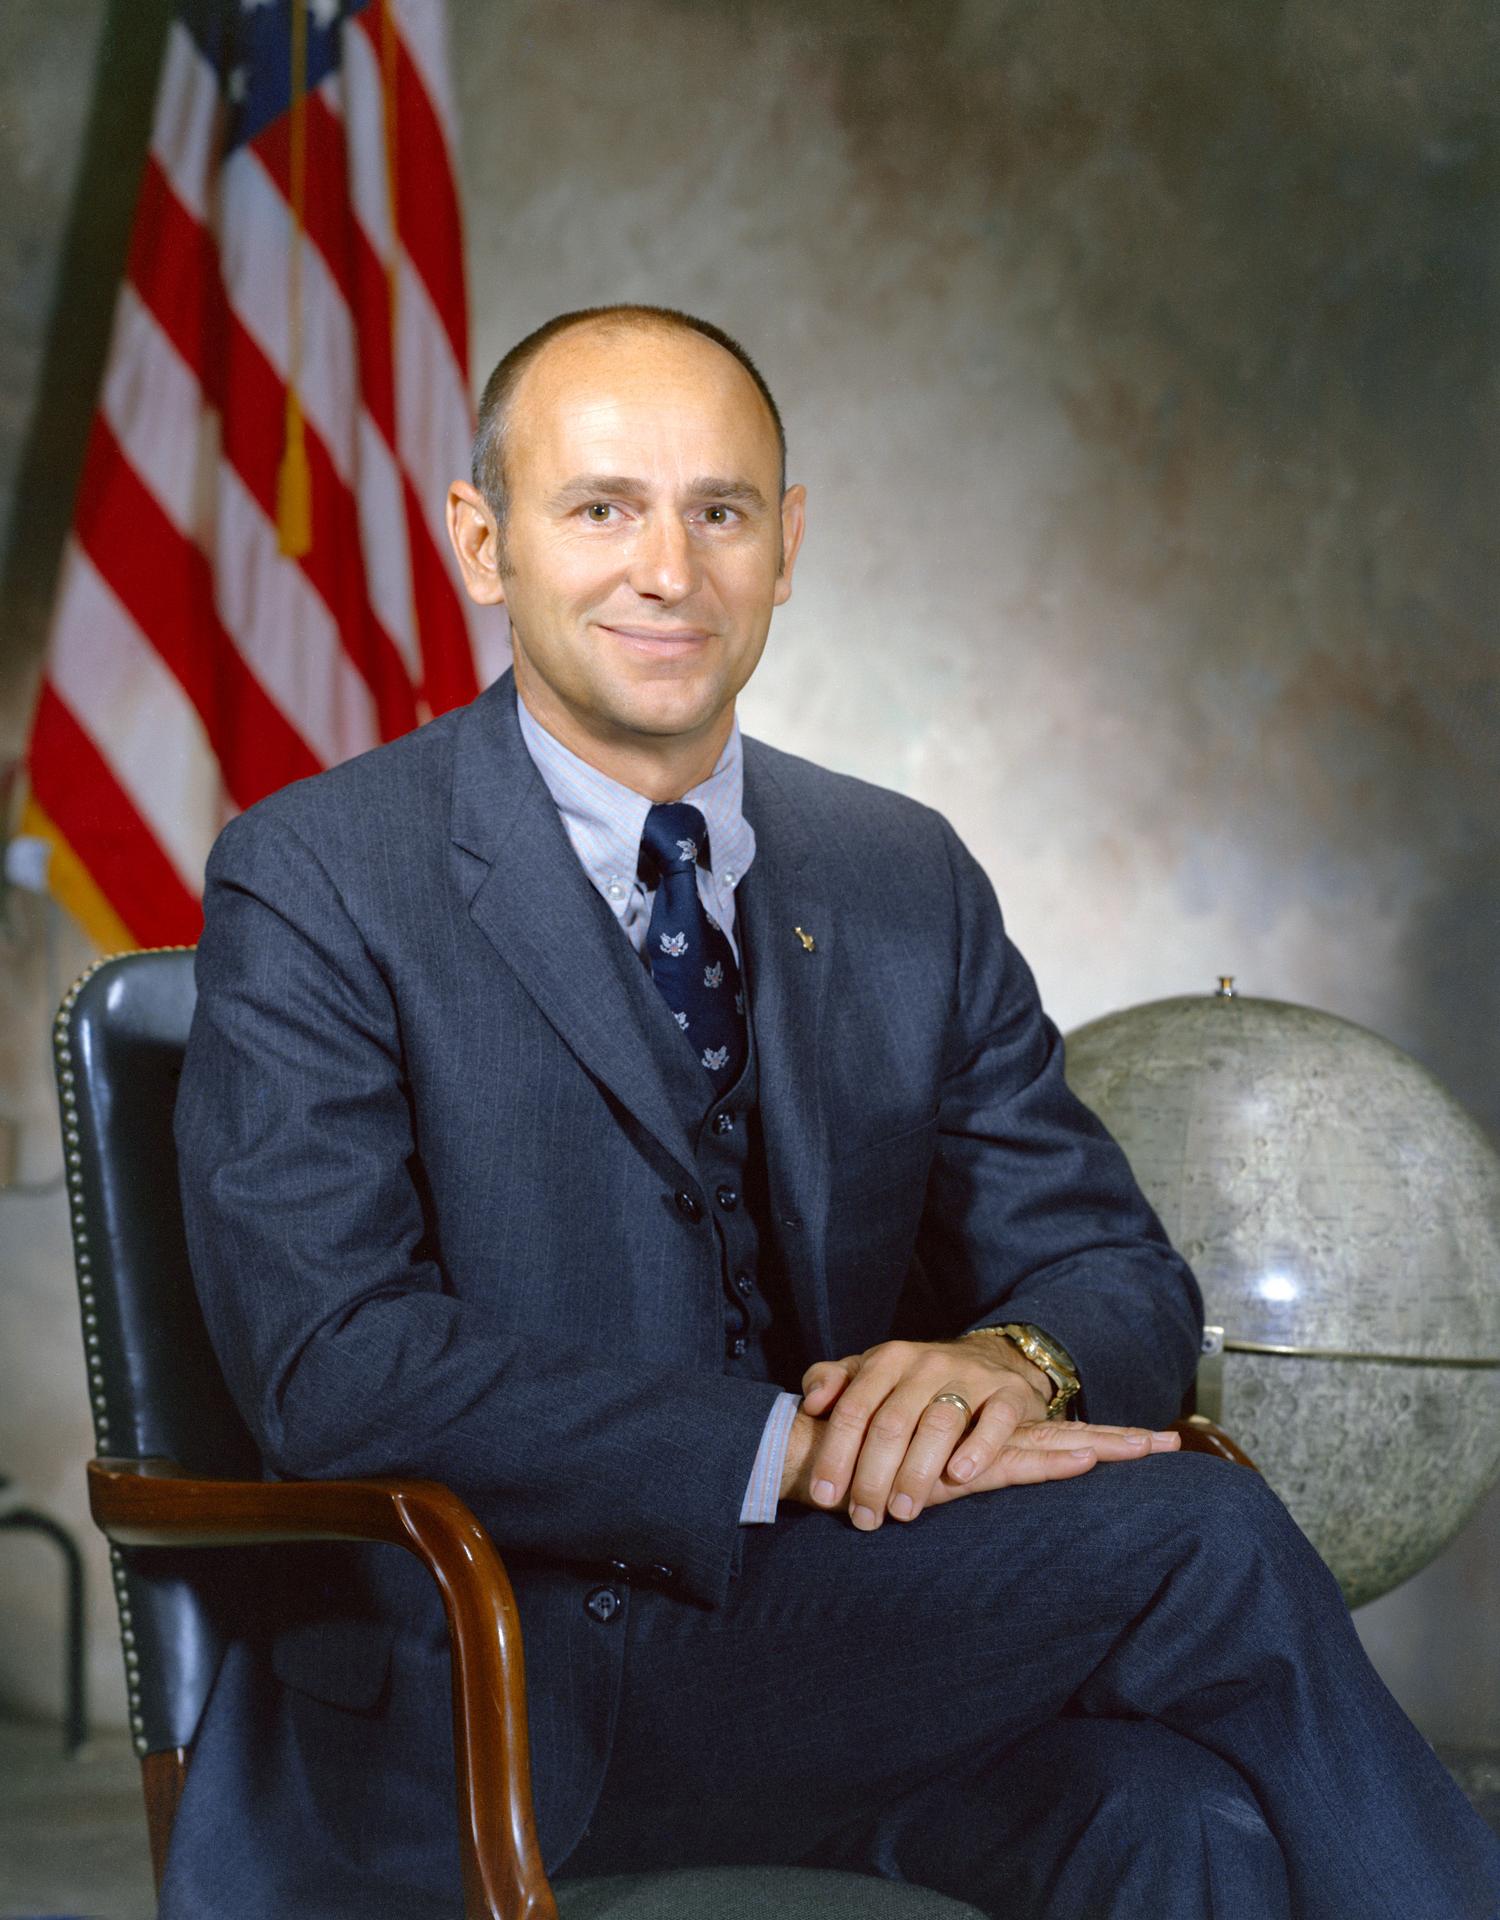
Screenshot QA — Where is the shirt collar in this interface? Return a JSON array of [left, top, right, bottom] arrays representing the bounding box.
[[514, 683, 757, 897]]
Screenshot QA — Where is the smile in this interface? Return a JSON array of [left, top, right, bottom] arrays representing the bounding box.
[[598, 625, 712, 658]]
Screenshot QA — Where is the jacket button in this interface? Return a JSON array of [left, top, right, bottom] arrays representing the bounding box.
[[715, 1184, 739, 1212], [729, 1335, 749, 1358], [713, 1111, 735, 1135], [734, 1271, 754, 1296], [585, 1586, 622, 1623], [674, 1190, 703, 1222]]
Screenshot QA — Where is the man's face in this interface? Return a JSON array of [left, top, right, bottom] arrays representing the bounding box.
[[452, 324, 804, 760]]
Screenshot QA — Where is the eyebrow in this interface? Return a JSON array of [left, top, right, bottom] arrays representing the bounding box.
[[548, 474, 770, 513]]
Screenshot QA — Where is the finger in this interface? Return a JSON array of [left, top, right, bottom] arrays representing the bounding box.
[[942, 1390, 1025, 1486], [884, 1391, 980, 1522], [1036, 1421, 1165, 1440], [800, 1359, 854, 1415], [804, 1359, 905, 1510], [1006, 1421, 1177, 1462], [845, 1379, 946, 1529], [986, 1443, 1098, 1487], [1032, 1421, 1181, 1453]]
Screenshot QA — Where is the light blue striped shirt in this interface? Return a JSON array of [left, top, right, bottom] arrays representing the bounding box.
[[514, 687, 800, 1524], [515, 688, 756, 965]]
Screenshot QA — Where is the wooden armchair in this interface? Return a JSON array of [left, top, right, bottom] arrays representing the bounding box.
[[57, 949, 1252, 1919]]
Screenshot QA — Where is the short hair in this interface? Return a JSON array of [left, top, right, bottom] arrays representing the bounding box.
[[470, 304, 787, 525]]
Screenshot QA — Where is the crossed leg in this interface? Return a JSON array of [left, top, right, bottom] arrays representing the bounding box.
[[559, 1452, 1500, 1919], [805, 1716, 1294, 1920]]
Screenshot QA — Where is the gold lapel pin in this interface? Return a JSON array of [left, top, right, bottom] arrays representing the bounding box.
[[794, 926, 816, 952]]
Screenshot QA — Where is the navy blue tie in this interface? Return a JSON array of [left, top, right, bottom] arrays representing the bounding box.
[[639, 802, 747, 1095]]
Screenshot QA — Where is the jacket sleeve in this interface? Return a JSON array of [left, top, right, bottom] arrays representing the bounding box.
[[912, 817, 1204, 1428], [175, 808, 782, 1609]]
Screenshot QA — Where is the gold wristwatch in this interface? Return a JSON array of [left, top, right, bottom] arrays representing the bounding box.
[[964, 1322, 1081, 1420]]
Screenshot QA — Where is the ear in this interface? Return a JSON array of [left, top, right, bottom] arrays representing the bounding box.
[[773, 483, 807, 607], [446, 480, 508, 606]]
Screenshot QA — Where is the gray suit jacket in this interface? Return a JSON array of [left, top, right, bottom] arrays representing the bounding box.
[[174, 667, 1201, 1873]]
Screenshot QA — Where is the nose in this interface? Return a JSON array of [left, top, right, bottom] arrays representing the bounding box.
[[626, 511, 697, 604]]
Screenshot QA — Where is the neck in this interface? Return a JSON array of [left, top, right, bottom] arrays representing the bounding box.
[[513, 671, 732, 803]]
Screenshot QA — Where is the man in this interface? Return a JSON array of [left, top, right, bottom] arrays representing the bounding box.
[[167, 305, 1500, 1919]]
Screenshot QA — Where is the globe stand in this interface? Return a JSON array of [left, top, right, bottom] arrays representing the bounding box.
[[1195, 1326, 1500, 1430]]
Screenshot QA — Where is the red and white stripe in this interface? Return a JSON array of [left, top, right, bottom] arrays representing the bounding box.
[[26, 0, 505, 950]]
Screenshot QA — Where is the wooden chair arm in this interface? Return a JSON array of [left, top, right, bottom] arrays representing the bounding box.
[[1170, 1416, 1259, 1472], [87, 1458, 558, 1920]]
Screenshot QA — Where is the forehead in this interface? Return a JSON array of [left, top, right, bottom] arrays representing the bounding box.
[[506, 324, 780, 488]]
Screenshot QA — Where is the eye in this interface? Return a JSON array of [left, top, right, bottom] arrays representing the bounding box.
[[585, 502, 616, 523], [700, 505, 736, 526]]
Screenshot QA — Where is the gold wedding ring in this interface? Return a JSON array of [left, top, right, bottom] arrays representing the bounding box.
[[928, 1391, 972, 1421]]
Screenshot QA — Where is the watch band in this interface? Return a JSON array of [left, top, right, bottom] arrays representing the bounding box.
[[963, 1322, 1081, 1419]]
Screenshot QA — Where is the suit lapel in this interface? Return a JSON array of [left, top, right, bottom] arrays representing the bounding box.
[[451, 674, 698, 1180], [739, 744, 836, 1358]]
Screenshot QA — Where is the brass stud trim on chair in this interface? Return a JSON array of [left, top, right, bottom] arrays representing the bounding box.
[[56, 948, 199, 1764], [56, 954, 123, 1458]]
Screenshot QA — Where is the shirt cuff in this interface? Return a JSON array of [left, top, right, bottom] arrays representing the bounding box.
[[739, 1391, 800, 1524]]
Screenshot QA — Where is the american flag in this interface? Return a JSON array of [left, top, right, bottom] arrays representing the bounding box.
[[20, 0, 504, 950]]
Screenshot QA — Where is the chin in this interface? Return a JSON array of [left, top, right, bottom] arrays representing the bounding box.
[[610, 681, 727, 739]]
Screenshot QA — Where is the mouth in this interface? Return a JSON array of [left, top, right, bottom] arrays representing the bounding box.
[[598, 624, 712, 660]]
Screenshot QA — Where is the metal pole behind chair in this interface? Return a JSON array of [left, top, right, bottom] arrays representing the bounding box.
[[0, 1501, 88, 1754]]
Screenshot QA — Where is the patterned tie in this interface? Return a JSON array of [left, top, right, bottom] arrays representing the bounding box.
[[639, 802, 748, 1095]]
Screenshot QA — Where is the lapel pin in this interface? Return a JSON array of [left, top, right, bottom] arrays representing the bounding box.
[[794, 926, 816, 952]]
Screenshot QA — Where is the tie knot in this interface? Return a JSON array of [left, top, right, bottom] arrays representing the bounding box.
[[640, 802, 710, 883]]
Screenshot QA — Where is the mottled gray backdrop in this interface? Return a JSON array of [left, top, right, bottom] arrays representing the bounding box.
[[1, 0, 1496, 1747]]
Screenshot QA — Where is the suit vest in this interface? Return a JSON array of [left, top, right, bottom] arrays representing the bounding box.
[[628, 910, 804, 1393]]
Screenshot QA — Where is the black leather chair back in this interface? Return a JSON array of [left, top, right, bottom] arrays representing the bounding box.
[[55, 947, 259, 1757]]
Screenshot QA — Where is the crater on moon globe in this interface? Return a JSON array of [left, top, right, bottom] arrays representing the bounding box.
[[1064, 990, 1500, 1607]]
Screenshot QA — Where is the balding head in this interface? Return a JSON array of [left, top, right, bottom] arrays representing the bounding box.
[[471, 305, 787, 531]]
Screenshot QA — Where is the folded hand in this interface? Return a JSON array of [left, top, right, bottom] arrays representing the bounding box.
[[782, 1337, 1179, 1529]]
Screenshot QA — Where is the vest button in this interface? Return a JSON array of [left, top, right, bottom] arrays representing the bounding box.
[[729, 1335, 749, 1358], [716, 1185, 740, 1212], [735, 1272, 754, 1296], [713, 1111, 735, 1135], [674, 1189, 703, 1222], [585, 1586, 622, 1623]]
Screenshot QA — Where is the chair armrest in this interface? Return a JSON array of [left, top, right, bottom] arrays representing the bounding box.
[[1170, 1416, 1258, 1471], [88, 1458, 558, 1920]]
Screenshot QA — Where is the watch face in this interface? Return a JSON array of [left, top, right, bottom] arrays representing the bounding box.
[[1014, 1323, 1079, 1380]]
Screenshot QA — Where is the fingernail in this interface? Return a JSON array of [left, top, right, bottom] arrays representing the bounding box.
[[812, 1479, 836, 1505], [1126, 1434, 1149, 1447], [949, 1456, 975, 1481], [890, 1493, 914, 1520], [1071, 1449, 1094, 1462], [851, 1505, 878, 1530]]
